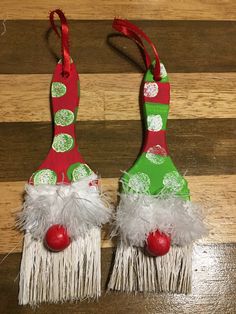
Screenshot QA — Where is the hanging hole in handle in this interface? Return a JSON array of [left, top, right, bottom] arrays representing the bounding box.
[[61, 71, 70, 78]]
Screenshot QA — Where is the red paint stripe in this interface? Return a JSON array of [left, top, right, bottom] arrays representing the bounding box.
[[31, 62, 85, 184], [142, 130, 169, 155], [144, 81, 170, 105], [52, 63, 79, 113]]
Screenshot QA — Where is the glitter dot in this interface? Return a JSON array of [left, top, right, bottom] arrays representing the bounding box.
[[163, 171, 184, 193], [54, 109, 74, 126], [144, 82, 159, 97], [51, 82, 67, 98], [33, 169, 57, 185], [72, 164, 92, 181], [128, 172, 151, 193], [160, 63, 167, 78], [147, 115, 163, 132], [146, 145, 167, 165], [52, 134, 74, 152]]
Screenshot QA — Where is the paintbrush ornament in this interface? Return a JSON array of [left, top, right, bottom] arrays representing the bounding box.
[[18, 9, 111, 305], [108, 18, 207, 293]]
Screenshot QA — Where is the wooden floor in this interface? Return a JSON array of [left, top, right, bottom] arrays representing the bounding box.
[[0, 1, 236, 313]]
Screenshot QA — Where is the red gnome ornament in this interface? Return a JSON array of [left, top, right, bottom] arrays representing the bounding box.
[[17, 9, 111, 305]]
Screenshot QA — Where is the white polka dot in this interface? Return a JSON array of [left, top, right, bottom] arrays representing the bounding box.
[[146, 145, 167, 165], [128, 172, 151, 193], [163, 171, 184, 192], [147, 115, 163, 132], [160, 63, 167, 78], [144, 82, 159, 97]]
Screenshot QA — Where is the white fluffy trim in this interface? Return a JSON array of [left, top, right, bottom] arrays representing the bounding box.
[[115, 193, 208, 246], [17, 174, 111, 240]]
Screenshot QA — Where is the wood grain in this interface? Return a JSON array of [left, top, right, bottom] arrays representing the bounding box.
[[0, 119, 235, 181], [1, 0, 236, 20], [1, 73, 236, 122], [0, 175, 235, 254], [1, 21, 236, 74], [0, 1, 235, 313], [0, 245, 236, 313]]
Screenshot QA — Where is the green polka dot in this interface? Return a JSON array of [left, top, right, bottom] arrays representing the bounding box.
[[67, 162, 92, 182], [52, 133, 74, 152], [54, 109, 74, 126], [72, 164, 92, 181], [51, 82, 67, 98], [33, 169, 57, 185]]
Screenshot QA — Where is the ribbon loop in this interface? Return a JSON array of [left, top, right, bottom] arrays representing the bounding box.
[[112, 19, 161, 81], [49, 9, 71, 77]]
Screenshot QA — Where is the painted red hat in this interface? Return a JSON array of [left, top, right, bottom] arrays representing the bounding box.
[[18, 10, 111, 305]]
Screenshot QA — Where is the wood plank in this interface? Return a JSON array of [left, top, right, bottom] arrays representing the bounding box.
[[0, 119, 235, 181], [1, 0, 236, 20], [0, 175, 235, 254], [1, 21, 236, 74], [0, 245, 236, 313], [1, 73, 236, 122]]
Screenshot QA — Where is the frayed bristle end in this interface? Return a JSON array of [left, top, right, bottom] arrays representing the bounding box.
[[19, 227, 101, 305], [108, 242, 192, 294]]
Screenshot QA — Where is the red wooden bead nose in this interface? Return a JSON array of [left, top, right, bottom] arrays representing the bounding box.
[[45, 224, 71, 252], [146, 230, 171, 256]]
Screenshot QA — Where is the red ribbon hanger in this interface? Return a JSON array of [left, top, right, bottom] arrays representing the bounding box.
[[112, 18, 161, 81], [49, 9, 71, 77]]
